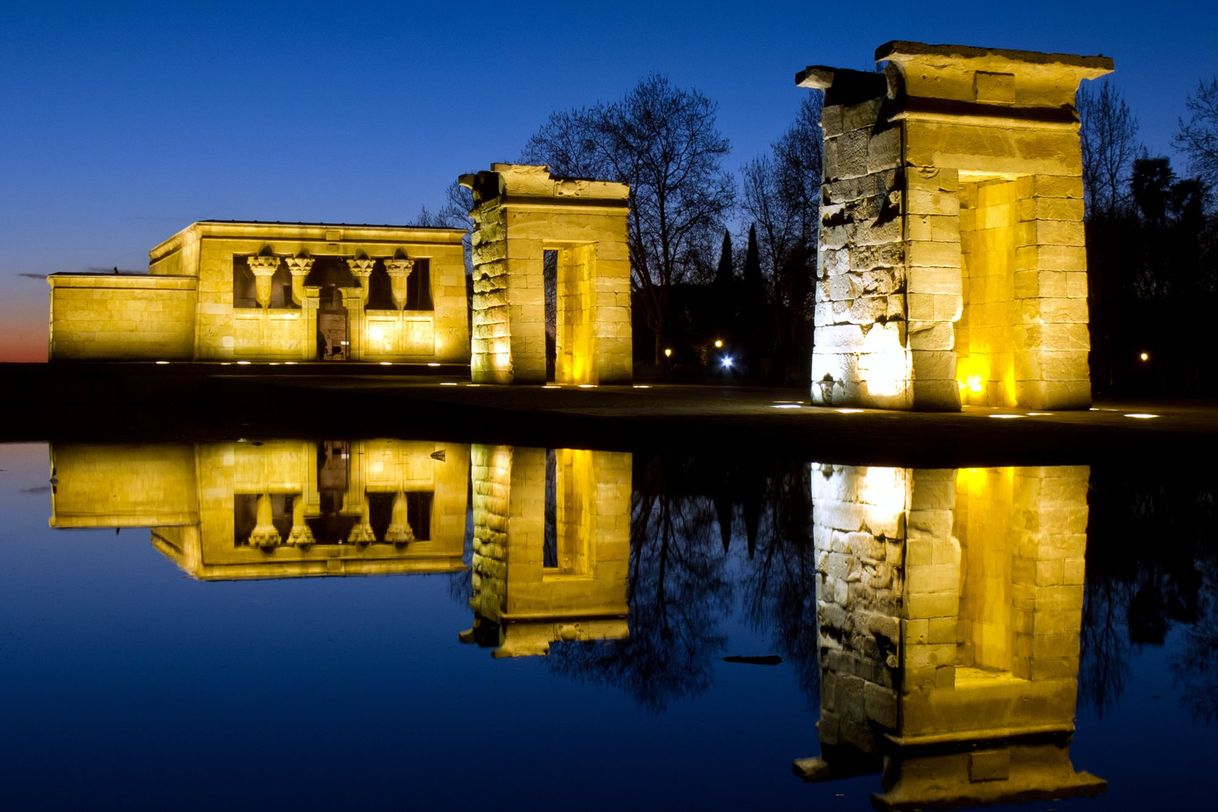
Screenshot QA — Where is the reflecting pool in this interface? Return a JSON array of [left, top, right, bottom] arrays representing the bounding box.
[[1, 440, 1214, 809]]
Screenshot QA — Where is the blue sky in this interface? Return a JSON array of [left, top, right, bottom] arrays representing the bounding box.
[[2, 0, 1215, 360]]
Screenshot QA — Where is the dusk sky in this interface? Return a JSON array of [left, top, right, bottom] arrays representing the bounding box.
[[2, 0, 1215, 361]]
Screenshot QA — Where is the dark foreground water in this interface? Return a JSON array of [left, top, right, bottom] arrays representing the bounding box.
[[0, 440, 1214, 810]]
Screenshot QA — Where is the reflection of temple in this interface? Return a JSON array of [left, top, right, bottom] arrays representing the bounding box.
[[49, 440, 469, 579], [798, 464, 1104, 808], [462, 445, 631, 657]]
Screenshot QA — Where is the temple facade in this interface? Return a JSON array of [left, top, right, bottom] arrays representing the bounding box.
[[47, 221, 470, 363], [800, 42, 1113, 410]]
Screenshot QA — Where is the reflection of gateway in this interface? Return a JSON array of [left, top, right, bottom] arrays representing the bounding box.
[[461, 445, 632, 657], [797, 465, 1104, 809], [48, 440, 469, 580]]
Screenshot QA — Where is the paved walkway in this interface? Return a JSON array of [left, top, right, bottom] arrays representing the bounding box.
[[8, 363, 1218, 465]]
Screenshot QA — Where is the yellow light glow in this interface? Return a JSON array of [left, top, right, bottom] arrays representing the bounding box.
[[859, 327, 907, 398], [663, 348, 673, 358], [494, 351, 511, 370], [771, 403, 802, 409], [155, 360, 170, 365], [380, 361, 392, 366], [713, 339, 723, 349], [836, 408, 864, 414], [858, 466, 909, 525], [989, 414, 1026, 419], [440, 382, 458, 386], [1139, 351, 1150, 362], [632, 384, 651, 389], [577, 384, 597, 389], [284, 361, 296, 365], [967, 374, 984, 394], [237, 360, 251, 366], [427, 362, 441, 367], [1124, 412, 1159, 419]]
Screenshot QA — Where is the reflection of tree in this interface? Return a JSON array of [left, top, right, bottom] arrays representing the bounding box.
[[1082, 466, 1218, 718], [737, 461, 820, 703], [547, 455, 732, 712], [1172, 566, 1218, 724]]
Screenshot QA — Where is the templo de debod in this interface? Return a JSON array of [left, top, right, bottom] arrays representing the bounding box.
[[801, 42, 1112, 411], [47, 221, 470, 363]]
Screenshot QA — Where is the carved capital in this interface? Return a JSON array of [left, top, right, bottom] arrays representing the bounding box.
[[285, 256, 315, 277], [247, 255, 281, 277], [346, 257, 377, 284], [384, 258, 416, 310], [248, 493, 282, 548], [384, 258, 416, 278], [384, 491, 416, 544]]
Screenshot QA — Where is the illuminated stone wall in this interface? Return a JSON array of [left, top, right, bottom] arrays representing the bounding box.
[[801, 463, 1103, 807], [48, 274, 197, 360], [467, 444, 631, 656], [462, 164, 632, 384], [799, 42, 1112, 410], [49, 221, 469, 363], [49, 444, 199, 528]]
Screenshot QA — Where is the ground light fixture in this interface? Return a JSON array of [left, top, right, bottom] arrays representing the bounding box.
[[1124, 413, 1160, 419]]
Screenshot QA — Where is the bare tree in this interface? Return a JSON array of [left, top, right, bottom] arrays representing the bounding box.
[[522, 75, 735, 364], [1175, 77, 1218, 206], [415, 181, 474, 274], [1078, 81, 1140, 218], [740, 94, 823, 382]]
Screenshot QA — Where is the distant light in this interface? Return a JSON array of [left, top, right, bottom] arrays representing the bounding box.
[[1139, 351, 1150, 363], [1124, 412, 1159, 419], [427, 362, 441, 367], [465, 383, 480, 387], [966, 375, 984, 394], [379, 361, 393, 366], [989, 414, 1026, 419], [713, 339, 723, 349], [236, 360, 251, 366], [632, 384, 651, 389], [663, 348, 673, 358], [220, 362, 233, 366], [440, 381, 458, 386], [578, 384, 597, 389], [771, 403, 801, 409], [721, 355, 734, 369], [155, 360, 170, 365], [543, 384, 562, 389], [269, 362, 280, 366], [836, 408, 864, 414], [284, 361, 296, 365], [1026, 412, 1053, 416], [1089, 407, 1099, 411]]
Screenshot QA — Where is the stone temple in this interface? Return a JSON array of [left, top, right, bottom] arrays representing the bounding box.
[[800, 42, 1113, 410], [48, 221, 470, 364]]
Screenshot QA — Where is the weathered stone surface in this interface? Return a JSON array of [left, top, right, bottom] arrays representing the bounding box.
[[804, 42, 1103, 411]]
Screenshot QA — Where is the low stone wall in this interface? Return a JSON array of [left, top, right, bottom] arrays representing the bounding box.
[[48, 274, 197, 360]]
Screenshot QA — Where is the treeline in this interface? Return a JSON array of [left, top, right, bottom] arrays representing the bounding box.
[[1083, 80, 1218, 395], [422, 72, 1218, 393]]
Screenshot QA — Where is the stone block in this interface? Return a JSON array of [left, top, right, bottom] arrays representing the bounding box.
[[908, 266, 962, 295]]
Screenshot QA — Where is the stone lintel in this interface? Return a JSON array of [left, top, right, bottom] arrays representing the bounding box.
[[876, 41, 1113, 113], [796, 66, 889, 107], [461, 163, 629, 209]]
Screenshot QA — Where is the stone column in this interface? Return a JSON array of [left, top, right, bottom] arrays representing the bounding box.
[[285, 256, 314, 305], [384, 491, 415, 543], [249, 493, 281, 548], [346, 257, 376, 298], [286, 494, 314, 546], [347, 495, 376, 543], [247, 255, 281, 309], [384, 258, 415, 311]]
